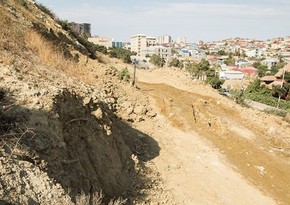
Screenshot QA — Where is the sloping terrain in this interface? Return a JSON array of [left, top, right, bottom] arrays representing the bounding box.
[[0, 1, 161, 204], [1, 0, 290, 205], [131, 67, 290, 204]]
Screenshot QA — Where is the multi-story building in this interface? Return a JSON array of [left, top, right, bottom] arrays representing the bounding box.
[[145, 46, 171, 59], [146, 36, 157, 47], [176, 37, 186, 45], [158, 35, 172, 46], [131, 34, 147, 57], [71, 22, 91, 37], [88, 36, 112, 48], [112, 41, 123, 48]]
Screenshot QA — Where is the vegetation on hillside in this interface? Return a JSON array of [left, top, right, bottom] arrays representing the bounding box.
[[224, 53, 235, 66], [57, 20, 102, 59], [149, 54, 166, 67], [35, 2, 55, 18], [252, 61, 268, 77], [169, 58, 184, 68], [117, 67, 130, 82], [186, 59, 224, 89], [109, 47, 133, 64], [241, 79, 290, 111]]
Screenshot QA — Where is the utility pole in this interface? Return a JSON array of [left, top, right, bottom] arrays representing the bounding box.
[[132, 59, 138, 87]]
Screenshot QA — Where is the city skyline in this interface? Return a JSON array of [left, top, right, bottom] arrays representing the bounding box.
[[38, 0, 290, 43]]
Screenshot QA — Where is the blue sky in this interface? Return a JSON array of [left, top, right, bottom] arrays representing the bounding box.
[[37, 0, 290, 43]]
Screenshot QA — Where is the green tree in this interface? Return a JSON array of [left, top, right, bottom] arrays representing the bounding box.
[[271, 62, 286, 75], [246, 79, 262, 93], [206, 77, 224, 89], [187, 59, 210, 80], [224, 53, 235, 65], [217, 50, 226, 56], [253, 61, 268, 77], [108, 47, 132, 63], [118, 68, 130, 82], [150, 54, 165, 67], [169, 58, 183, 68]]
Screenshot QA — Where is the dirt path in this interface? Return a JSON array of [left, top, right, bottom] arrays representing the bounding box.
[[122, 67, 290, 205]]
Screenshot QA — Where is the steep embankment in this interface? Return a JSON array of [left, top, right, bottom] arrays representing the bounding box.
[[0, 1, 161, 204]]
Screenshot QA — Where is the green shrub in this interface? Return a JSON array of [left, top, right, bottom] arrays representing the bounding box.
[[18, 0, 28, 8], [206, 77, 224, 89], [108, 47, 132, 63], [149, 54, 165, 67], [57, 20, 70, 31], [230, 89, 246, 105], [69, 29, 97, 59], [169, 58, 183, 68], [118, 68, 130, 82], [244, 80, 290, 111], [35, 2, 55, 18], [264, 109, 288, 117]]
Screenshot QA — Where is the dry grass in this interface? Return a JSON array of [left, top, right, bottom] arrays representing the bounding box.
[[0, 4, 93, 84], [25, 31, 94, 83], [0, 7, 25, 64]]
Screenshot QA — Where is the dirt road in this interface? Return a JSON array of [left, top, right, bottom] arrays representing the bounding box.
[[128, 67, 290, 205]]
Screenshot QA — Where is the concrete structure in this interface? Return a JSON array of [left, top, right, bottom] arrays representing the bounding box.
[[220, 70, 245, 80], [131, 34, 147, 57], [112, 41, 123, 48], [176, 37, 186, 45], [71, 22, 91, 37], [144, 46, 171, 59], [235, 59, 250, 68], [88, 36, 112, 48], [122, 42, 131, 50], [158, 35, 172, 46], [179, 49, 191, 58], [262, 58, 278, 70], [146, 36, 157, 47], [245, 48, 263, 58]]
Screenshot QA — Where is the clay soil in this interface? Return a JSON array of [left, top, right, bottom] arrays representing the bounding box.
[[124, 67, 290, 205]]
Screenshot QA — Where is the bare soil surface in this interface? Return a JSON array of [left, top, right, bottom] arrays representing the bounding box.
[[123, 67, 290, 205]]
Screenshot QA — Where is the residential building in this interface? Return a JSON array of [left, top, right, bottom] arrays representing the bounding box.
[[236, 59, 251, 68], [219, 70, 244, 80], [245, 48, 263, 58], [88, 36, 112, 48], [179, 49, 191, 58], [122, 42, 131, 50], [232, 66, 257, 77], [176, 37, 186, 45], [71, 22, 91, 37], [262, 58, 278, 70], [144, 46, 171, 59], [131, 34, 147, 57], [175, 37, 187, 48], [146, 36, 157, 47], [112, 41, 123, 48], [158, 35, 172, 46]]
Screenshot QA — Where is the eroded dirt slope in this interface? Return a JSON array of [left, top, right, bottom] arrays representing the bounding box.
[[115, 64, 290, 205]]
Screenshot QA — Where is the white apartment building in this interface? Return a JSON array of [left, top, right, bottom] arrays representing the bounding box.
[[131, 34, 147, 57], [158, 35, 172, 45], [88, 36, 112, 48], [176, 37, 186, 44], [145, 46, 171, 59], [146, 36, 157, 47]]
